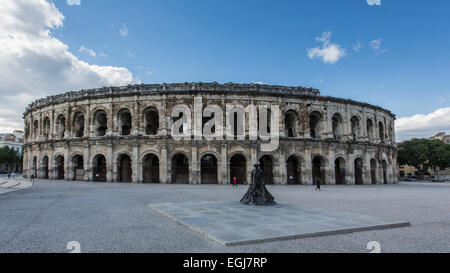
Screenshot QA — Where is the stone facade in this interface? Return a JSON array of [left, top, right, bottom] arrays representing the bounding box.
[[22, 82, 397, 185]]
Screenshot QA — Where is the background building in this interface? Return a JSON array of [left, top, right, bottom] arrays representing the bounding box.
[[0, 130, 24, 172]]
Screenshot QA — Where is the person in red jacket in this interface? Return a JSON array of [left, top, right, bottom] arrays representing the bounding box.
[[232, 177, 237, 188]]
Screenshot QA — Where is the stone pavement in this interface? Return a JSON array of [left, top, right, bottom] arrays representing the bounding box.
[[0, 176, 32, 195], [149, 201, 410, 246]]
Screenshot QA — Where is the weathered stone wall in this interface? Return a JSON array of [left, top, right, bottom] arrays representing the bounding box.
[[22, 83, 397, 185]]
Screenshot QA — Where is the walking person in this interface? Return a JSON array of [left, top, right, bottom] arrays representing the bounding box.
[[232, 176, 237, 188], [12, 172, 15, 179], [8, 173, 11, 179], [315, 177, 321, 191], [30, 174, 35, 183]]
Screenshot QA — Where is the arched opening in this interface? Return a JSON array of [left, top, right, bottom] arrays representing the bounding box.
[[171, 154, 189, 184], [312, 156, 325, 185], [72, 155, 84, 181], [382, 160, 388, 184], [73, 112, 85, 137], [143, 154, 160, 183], [379, 122, 385, 143], [201, 154, 218, 184], [117, 154, 132, 183], [143, 107, 159, 135], [94, 110, 107, 137], [286, 155, 301, 184], [309, 111, 322, 139], [230, 154, 246, 184], [55, 155, 64, 180], [351, 116, 360, 141], [33, 156, 37, 178], [334, 157, 346, 185], [370, 159, 377, 184], [92, 154, 107, 182], [42, 155, 49, 179], [332, 113, 343, 139], [33, 120, 39, 139], [354, 158, 363, 185], [56, 115, 66, 138], [257, 107, 271, 137], [259, 155, 274, 184], [118, 109, 132, 136], [366, 119, 374, 142], [285, 110, 298, 138], [43, 117, 50, 140]]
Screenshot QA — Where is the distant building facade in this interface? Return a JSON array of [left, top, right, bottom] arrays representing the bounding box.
[[0, 130, 24, 172]]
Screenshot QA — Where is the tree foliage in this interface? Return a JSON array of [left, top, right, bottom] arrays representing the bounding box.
[[0, 146, 20, 165], [398, 138, 450, 178]]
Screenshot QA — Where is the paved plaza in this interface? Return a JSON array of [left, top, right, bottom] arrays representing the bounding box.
[[149, 201, 409, 246], [0, 176, 449, 253]]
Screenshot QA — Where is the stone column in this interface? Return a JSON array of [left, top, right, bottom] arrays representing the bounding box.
[[221, 144, 227, 184], [329, 148, 335, 185], [279, 150, 286, 185], [84, 145, 90, 181], [107, 144, 114, 182], [191, 144, 198, 184], [132, 144, 139, 183], [160, 145, 168, 183], [65, 145, 70, 181], [304, 146, 312, 185]]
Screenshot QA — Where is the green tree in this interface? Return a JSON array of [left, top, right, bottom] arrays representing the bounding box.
[[397, 138, 431, 179], [0, 146, 20, 172], [428, 139, 450, 178]]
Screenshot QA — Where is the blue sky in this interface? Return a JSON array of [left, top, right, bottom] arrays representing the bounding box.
[[0, 0, 449, 140]]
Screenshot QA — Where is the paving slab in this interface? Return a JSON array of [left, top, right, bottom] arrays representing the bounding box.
[[149, 201, 410, 246]]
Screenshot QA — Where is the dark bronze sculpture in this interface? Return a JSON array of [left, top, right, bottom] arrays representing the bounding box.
[[240, 163, 276, 205]]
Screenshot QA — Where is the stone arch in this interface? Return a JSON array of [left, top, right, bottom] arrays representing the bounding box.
[[382, 159, 388, 184], [171, 153, 189, 184], [142, 153, 160, 183], [33, 119, 39, 138], [285, 110, 298, 138], [41, 155, 49, 179], [143, 106, 159, 135], [56, 114, 66, 139], [32, 156, 37, 178], [72, 111, 85, 137], [259, 154, 274, 184], [312, 154, 327, 185], [54, 154, 65, 180], [366, 118, 374, 142], [332, 113, 344, 139], [370, 158, 377, 184], [350, 115, 361, 141], [379, 121, 385, 143], [334, 156, 346, 185], [286, 155, 302, 184], [354, 157, 364, 185], [117, 153, 132, 183], [201, 154, 218, 184], [230, 153, 247, 184], [93, 109, 108, 137], [117, 108, 132, 136], [309, 111, 323, 139], [43, 116, 51, 140], [71, 153, 84, 181], [92, 154, 107, 182]]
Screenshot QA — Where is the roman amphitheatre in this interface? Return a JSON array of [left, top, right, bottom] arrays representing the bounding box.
[[22, 82, 397, 185]]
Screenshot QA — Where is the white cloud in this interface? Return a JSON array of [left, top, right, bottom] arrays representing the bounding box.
[[367, 0, 381, 6], [253, 81, 265, 85], [120, 23, 128, 37], [395, 107, 450, 141], [67, 0, 81, 5], [99, 52, 107, 58], [307, 31, 346, 64], [353, 41, 363, 52], [0, 0, 136, 132], [370, 38, 388, 53], [79, 46, 96, 57]]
